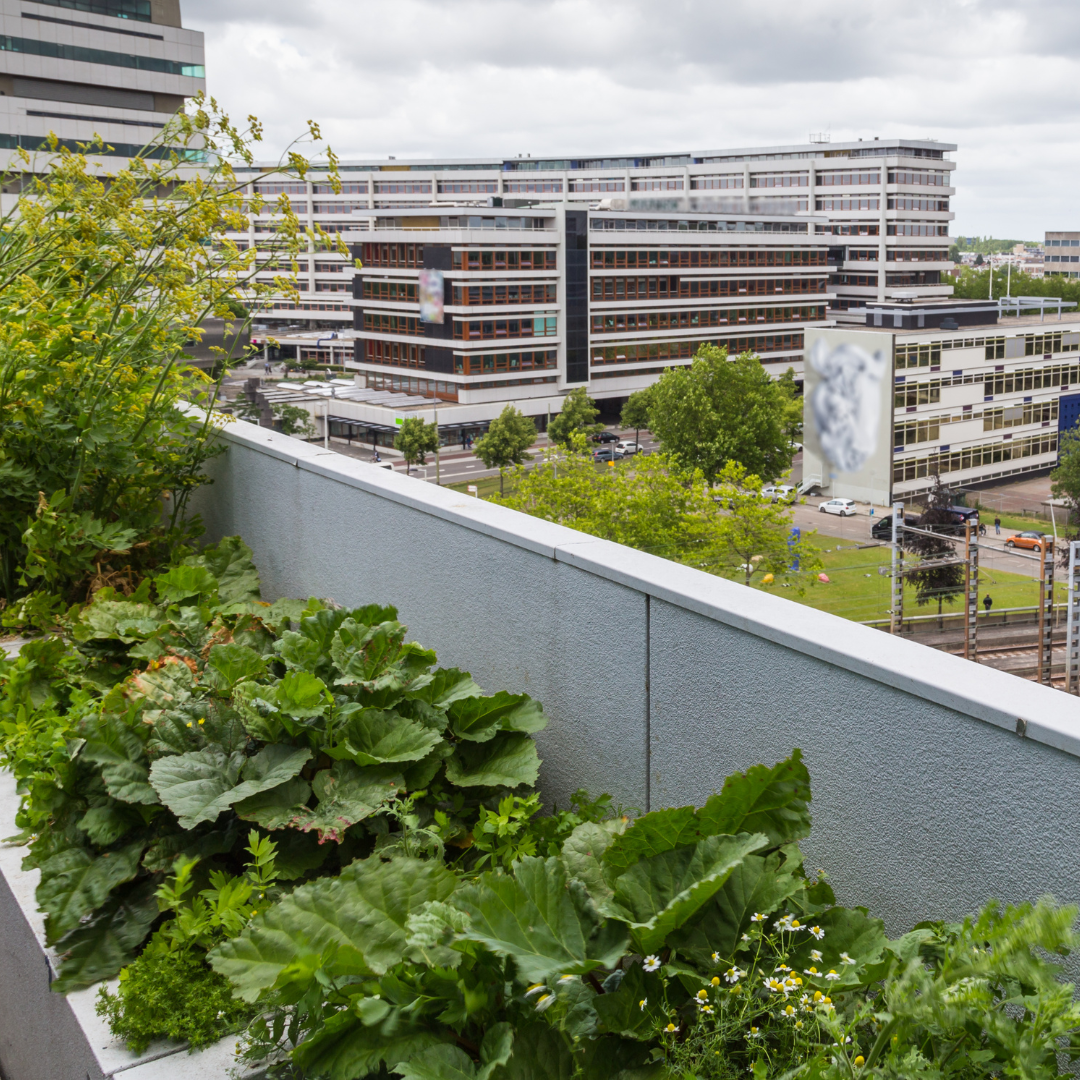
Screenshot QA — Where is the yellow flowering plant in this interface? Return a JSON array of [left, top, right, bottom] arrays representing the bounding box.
[[0, 98, 345, 627]]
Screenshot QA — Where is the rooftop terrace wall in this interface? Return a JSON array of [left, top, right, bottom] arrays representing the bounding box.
[[188, 419, 1080, 937]]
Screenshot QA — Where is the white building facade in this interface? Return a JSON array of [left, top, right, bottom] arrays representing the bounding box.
[[0, 0, 205, 173]]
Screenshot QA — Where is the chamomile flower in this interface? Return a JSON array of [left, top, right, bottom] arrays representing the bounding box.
[[840, 952, 854, 965], [795, 1020, 804, 1029], [810, 949, 823, 962], [774, 964, 793, 973], [557, 975, 577, 985], [783, 1004, 796, 1017], [812, 990, 824, 1002], [834, 1036, 851, 1046], [525, 984, 547, 998], [696, 989, 709, 1001], [853, 1057, 865, 1068], [725, 966, 746, 983], [665, 1023, 679, 1033], [741, 933, 751, 942], [748, 1027, 761, 1038], [809, 925, 825, 940], [639, 998, 648, 1011], [750, 912, 766, 922], [535, 994, 555, 1012], [824, 969, 840, 981], [822, 996, 833, 1006], [774, 914, 793, 931], [700, 1004, 714, 1015], [712, 951, 721, 963], [643, 955, 661, 972], [711, 976, 721, 987], [805, 966, 819, 975]]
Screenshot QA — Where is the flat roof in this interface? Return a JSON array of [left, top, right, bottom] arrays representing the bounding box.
[[841, 313, 1080, 336]]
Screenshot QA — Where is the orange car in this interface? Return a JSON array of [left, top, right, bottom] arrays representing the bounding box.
[[1004, 530, 1051, 551]]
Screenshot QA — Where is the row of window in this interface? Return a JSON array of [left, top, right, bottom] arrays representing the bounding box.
[[591, 276, 827, 301], [894, 433, 1057, 483], [896, 338, 1006, 367], [887, 170, 950, 186], [893, 363, 1080, 406], [590, 333, 802, 364], [364, 280, 417, 302], [895, 415, 948, 445], [889, 197, 950, 212], [438, 181, 498, 193], [569, 180, 624, 192], [454, 317, 558, 341], [266, 301, 349, 312], [817, 170, 880, 186], [452, 250, 559, 270], [364, 314, 424, 337], [469, 376, 558, 389], [590, 249, 826, 269], [984, 401, 1057, 430], [818, 224, 880, 236], [589, 218, 809, 234], [750, 173, 808, 187], [504, 181, 563, 193], [374, 182, 432, 194], [1046, 255, 1080, 263], [364, 340, 423, 367], [455, 350, 558, 374], [840, 249, 948, 263], [362, 372, 458, 401], [1047, 239, 1080, 246], [0, 34, 204, 76], [691, 176, 743, 189], [816, 198, 879, 211], [591, 306, 824, 333], [452, 283, 558, 305], [359, 243, 423, 268], [890, 223, 949, 236]]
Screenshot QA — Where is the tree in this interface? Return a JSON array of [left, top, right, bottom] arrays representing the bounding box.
[[274, 403, 315, 439], [472, 406, 537, 495], [775, 366, 803, 450], [0, 100, 339, 627], [547, 386, 603, 448], [394, 417, 439, 469], [974, 253, 984, 266], [498, 451, 707, 562], [647, 345, 793, 482], [905, 476, 965, 624], [620, 386, 654, 446], [1051, 428, 1080, 563], [699, 461, 822, 590]]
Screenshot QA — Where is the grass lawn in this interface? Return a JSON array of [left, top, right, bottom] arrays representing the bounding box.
[[448, 474, 514, 499], [753, 543, 1068, 623]]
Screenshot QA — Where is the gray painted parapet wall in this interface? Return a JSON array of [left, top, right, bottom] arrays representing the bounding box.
[[189, 418, 1080, 936], [0, 772, 264, 1080]]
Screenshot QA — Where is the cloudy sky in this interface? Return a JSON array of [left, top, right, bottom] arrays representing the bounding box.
[[183, 0, 1079, 241]]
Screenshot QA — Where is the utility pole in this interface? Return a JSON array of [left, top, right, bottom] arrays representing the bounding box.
[[890, 501, 904, 635], [1036, 540, 1055, 686], [963, 518, 979, 662], [1066, 540, 1080, 694], [433, 395, 440, 485]]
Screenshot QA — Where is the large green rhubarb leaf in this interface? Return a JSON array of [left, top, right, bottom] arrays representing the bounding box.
[[192, 535, 262, 606], [37, 839, 147, 944], [290, 1011, 442, 1080], [602, 752, 810, 873], [81, 718, 158, 805], [149, 744, 310, 829], [695, 750, 812, 847], [445, 732, 540, 788], [288, 761, 402, 841], [447, 691, 545, 743], [73, 599, 163, 643], [666, 850, 805, 963], [454, 856, 628, 984], [560, 819, 628, 903], [598, 832, 767, 955], [406, 667, 483, 708], [329, 707, 443, 765], [397, 1024, 512, 1080], [234, 776, 312, 830], [51, 878, 159, 992], [209, 855, 458, 1000]]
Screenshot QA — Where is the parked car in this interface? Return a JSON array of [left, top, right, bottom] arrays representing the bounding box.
[[590, 430, 618, 443], [775, 484, 797, 502], [1005, 531, 1051, 551], [819, 498, 856, 517], [616, 441, 642, 455], [761, 484, 780, 502], [871, 514, 918, 540], [592, 447, 624, 462]]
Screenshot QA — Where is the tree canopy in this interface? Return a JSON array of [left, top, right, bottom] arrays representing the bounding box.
[[394, 417, 440, 468], [646, 345, 794, 482], [547, 387, 603, 449], [472, 406, 537, 494], [620, 386, 654, 444]]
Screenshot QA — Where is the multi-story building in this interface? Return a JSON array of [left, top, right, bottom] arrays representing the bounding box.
[[236, 136, 955, 336], [344, 204, 832, 423], [802, 299, 1078, 505], [0, 0, 205, 175], [1044, 232, 1080, 279]]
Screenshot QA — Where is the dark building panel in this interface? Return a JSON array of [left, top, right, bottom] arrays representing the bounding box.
[[424, 347, 454, 374], [422, 244, 453, 341], [565, 209, 588, 383]]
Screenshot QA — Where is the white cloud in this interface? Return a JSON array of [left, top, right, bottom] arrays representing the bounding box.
[[183, 0, 1080, 239]]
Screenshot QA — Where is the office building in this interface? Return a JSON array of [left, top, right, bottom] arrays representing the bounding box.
[[236, 136, 955, 337], [0, 0, 205, 174], [802, 298, 1077, 505], [1044, 232, 1080, 278]]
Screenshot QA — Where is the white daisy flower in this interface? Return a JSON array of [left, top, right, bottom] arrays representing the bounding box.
[[809, 926, 825, 940], [810, 949, 823, 962], [824, 969, 840, 981], [524, 983, 548, 998], [643, 955, 661, 972], [840, 952, 854, 965]]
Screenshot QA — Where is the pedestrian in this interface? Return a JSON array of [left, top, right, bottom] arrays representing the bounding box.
[[983, 594, 993, 615], [264, 357, 272, 375], [979, 521, 986, 537], [460, 431, 467, 450], [994, 516, 1001, 535]]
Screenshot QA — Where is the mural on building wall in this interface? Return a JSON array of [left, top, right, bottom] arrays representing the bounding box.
[[418, 269, 445, 324], [808, 337, 889, 473]]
